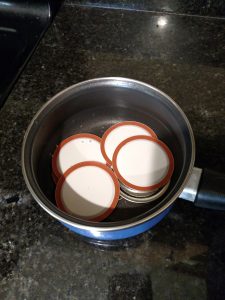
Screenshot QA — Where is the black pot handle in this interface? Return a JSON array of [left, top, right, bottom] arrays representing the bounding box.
[[195, 168, 225, 210], [180, 168, 225, 210]]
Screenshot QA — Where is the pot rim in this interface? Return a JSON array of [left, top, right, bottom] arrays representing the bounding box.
[[22, 77, 195, 232]]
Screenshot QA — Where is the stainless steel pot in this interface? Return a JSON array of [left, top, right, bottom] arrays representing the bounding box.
[[22, 78, 225, 240]]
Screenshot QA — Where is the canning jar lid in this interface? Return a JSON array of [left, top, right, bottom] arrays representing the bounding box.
[[52, 133, 106, 179], [112, 135, 174, 191], [101, 121, 157, 165], [55, 161, 120, 221]]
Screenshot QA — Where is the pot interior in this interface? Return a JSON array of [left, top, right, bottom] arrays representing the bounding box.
[[23, 78, 194, 227]]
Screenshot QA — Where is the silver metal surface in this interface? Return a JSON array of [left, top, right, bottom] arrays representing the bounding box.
[[120, 181, 158, 198], [179, 167, 202, 202], [120, 181, 170, 203], [22, 77, 196, 232]]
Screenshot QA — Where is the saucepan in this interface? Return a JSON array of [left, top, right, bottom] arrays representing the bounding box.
[[22, 77, 225, 240]]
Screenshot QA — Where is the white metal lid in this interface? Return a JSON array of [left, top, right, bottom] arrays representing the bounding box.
[[101, 121, 157, 165], [112, 135, 174, 191], [52, 133, 106, 179], [55, 162, 120, 221]]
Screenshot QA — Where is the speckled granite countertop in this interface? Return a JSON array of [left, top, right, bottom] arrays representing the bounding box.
[[1, 1, 225, 299]]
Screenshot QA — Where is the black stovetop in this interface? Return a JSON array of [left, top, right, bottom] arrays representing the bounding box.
[[0, 0, 61, 108], [1, 1, 225, 299]]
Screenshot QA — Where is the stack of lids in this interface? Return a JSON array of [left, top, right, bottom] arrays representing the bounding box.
[[52, 121, 174, 221]]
